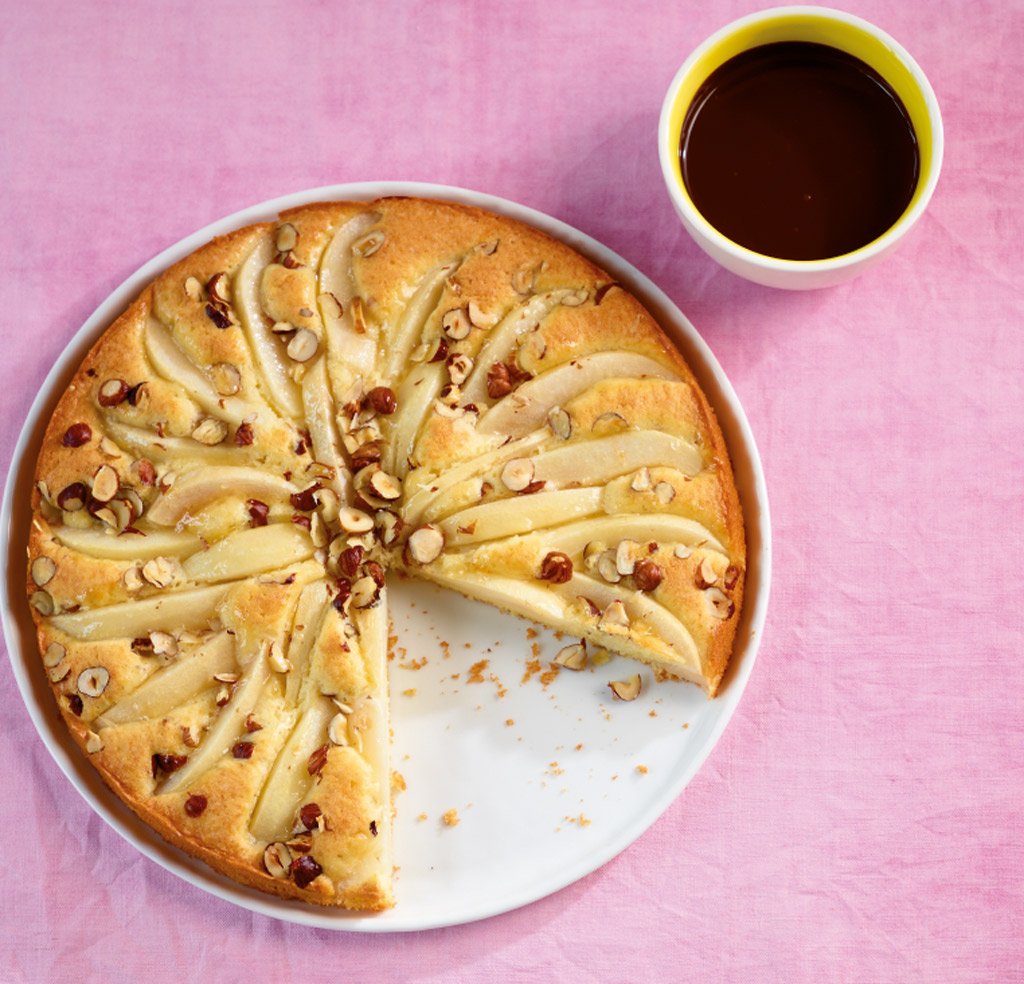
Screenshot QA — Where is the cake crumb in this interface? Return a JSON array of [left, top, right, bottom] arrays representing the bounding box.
[[439, 640, 451, 659], [505, 718, 515, 727], [399, 655, 428, 671], [489, 673, 508, 698], [636, 764, 649, 775], [526, 627, 538, 639], [467, 659, 489, 683], [531, 641, 541, 659], [539, 664, 560, 688], [521, 658, 541, 684], [392, 771, 407, 792], [564, 813, 591, 827], [417, 813, 428, 822], [574, 743, 583, 751], [546, 761, 564, 777], [402, 688, 417, 697], [648, 710, 657, 717], [442, 809, 460, 827]]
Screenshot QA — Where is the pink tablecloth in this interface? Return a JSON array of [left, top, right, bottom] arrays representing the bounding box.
[[1, 1, 1021, 981]]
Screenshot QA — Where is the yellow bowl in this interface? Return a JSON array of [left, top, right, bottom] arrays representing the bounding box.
[[658, 6, 943, 289]]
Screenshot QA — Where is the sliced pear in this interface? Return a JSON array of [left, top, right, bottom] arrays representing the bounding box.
[[301, 356, 348, 500], [351, 586, 388, 690], [553, 573, 702, 678], [53, 526, 203, 561], [379, 259, 461, 383], [182, 524, 313, 583], [404, 430, 548, 525], [460, 288, 586, 406], [284, 581, 333, 706], [95, 632, 235, 729], [50, 584, 230, 641], [235, 236, 303, 419], [532, 430, 702, 488], [146, 467, 297, 526], [145, 317, 262, 425], [383, 362, 445, 476], [104, 420, 252, 466], [477, 352, 678, 438], [543, 514, 725, 558], [248, 695, 334, 841], [413, 567, 566, 623], [440, 488, 603, 545], [160, 653, 269, 794], [318, 211, 381, 379]]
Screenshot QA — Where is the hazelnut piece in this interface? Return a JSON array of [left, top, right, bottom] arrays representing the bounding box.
[[57, 482, 88, 512], [77, 666, 110, 698], [291, 854, 323, 889], [30, 556, 56, 587], [633, 558, 664, 592], [365, 386, 397, 415], [539, 551, 573, 584], [500, 458, 535, 492], [608, 674, 642, 701], [406, 525, 444, 564], [553, 641, 588, 670], [184, 794, 208, 817], [442, 307, 472, 341], [62, 423, 92, 448], [287, 329, 319, 363], [264, 842, 292, 879], [98, 379, 129, 407]]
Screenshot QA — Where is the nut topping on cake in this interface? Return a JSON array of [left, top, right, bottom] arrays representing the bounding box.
[[539, 551, 573, 584], [442, 307, 472, 341], [546, 406, 572, 440], [632, 559, 664, 592], [694, 558, 718, 589], [62, 422, 92, 448], [365, 386, 397, 415], [287, 329, 319, 363], [98, 378, 129, 407], [209, 361, 241, 396], [30, 591, 54, 616], [598, 600, 630, 635], [184, 794, 208, 817], [406, 525, 444, 564], [77, 666, 110, 698], [43, 642, 65, 668], [353, 230, 385, 257], [275, 223, 298, 253], [500, 458, 534, 492], [192, 417, 228, 446], [705, 587, 735, 620], [30, 556, 56, 587], [264, 842, 292, 879], [654, 481, 676, 504], [338, 506, 374, 533]]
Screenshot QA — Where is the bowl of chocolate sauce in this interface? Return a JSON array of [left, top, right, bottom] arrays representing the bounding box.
[[659, 7, 943, 289]]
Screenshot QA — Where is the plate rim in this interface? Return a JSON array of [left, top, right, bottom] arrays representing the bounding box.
[[0, 180, 771, 932]]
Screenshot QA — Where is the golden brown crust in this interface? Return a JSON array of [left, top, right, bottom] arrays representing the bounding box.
[[26, 195, 745, 908]]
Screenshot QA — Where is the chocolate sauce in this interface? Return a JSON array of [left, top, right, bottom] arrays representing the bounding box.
[[680, 41, 919, 260]]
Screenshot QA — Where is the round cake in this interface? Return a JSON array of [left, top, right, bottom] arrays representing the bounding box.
[[26, 197, 745, 909]]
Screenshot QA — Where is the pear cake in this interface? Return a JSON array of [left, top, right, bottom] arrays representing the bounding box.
[[26, 197, 745, 910]]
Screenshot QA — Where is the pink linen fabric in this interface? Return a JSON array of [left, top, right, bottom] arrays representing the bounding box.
[[1, 1, 1022, 981]]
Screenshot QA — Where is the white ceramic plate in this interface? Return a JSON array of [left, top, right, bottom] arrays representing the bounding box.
[[1, 182, 770, 931]]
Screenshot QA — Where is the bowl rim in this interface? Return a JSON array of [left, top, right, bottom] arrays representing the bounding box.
[[1, 181, 772, 931], [658, 4, 945, 275]]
